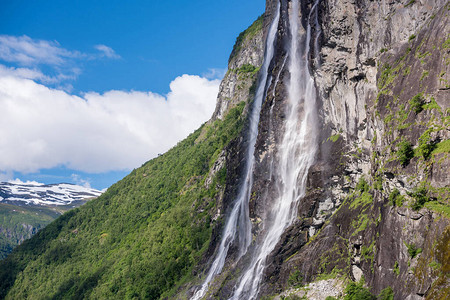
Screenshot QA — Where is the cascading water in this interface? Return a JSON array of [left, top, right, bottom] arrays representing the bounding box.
[[230, 0, 320, 298], [190, 4, 280, 300]]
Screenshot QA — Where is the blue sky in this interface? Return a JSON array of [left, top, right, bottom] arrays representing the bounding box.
[[1, 0, 264, 94], [0, 0, 264, 190]]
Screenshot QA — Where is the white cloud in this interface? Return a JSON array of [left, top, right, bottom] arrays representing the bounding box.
[[0, 64, 78, 86], [8, 178, 44, 186], [0, 171, 13, 182], [0, 35, 81, 66], [203, 68, 227, 80], [94, 44, 121, 59], [71, 174, 91, 188], [0, 72, 220, 174], [0, 35, 120, 86]]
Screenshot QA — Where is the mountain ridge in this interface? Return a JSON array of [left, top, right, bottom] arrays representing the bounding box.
[[0, 0, 448, 299]]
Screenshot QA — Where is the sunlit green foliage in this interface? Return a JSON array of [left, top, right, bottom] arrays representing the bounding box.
[[0, 102, 247, 300]]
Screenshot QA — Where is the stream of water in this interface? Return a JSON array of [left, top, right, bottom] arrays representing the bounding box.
[[230, 0, 319, 298], [190, 4, 281, 300], [192, 0, 320, 298]]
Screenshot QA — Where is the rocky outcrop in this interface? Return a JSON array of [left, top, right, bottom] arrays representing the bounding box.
[[191, 0, 449, 299], [210, 16, 265, 121], [255, 0, 449, 299]]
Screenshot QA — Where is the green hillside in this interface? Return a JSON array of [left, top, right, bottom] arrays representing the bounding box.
[[0, 203, 60, 260], [0, 101, 246, 300]]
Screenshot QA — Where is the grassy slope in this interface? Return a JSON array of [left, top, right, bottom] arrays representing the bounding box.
[[0, 102, 246, 300]]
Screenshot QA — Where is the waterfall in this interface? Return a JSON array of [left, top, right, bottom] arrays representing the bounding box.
[[190, 4, 280, 300], [230, 0, 320, 298]]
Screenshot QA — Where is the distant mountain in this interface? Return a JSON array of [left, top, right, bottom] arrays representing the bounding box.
[[0, 182, 102, 207], [0, 182, 102, 259]]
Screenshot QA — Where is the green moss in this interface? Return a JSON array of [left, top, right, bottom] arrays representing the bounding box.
[[420, 70, 429, 81], [428, 261, 442, 271], [408, 34, 416, 41], [350, 191, 373, 209], [424, 201, 450, 218], [442, 37, 450, 49], [236, 63, 260, 76], [431, 139, 450, 155], [315, 267, 343, 281], [328, 134, 341, 143], [423, 97, 442, 112]]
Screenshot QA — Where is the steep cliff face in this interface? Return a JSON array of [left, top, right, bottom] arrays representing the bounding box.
[[0, 1, 448, 300], [188, 0, 449, 299], [256, 0, 449, 299]]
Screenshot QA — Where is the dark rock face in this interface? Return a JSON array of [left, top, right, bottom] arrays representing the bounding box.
[[249, 0, 449, 299], [192, 1, 449, 299], [181, 1, 449, 299]]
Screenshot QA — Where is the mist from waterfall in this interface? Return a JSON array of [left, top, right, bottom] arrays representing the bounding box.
[[190, 4, 280, 300], [230, 0, 319, 298]]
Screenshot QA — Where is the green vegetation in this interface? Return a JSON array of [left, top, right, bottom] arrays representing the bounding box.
[[350, 192, 373, 209], [388, 189, 404, 207], [343, 281, 375, 300], [236, 63, 259, 75], [420, 70, 429, 81], [410, 185, 430, 211], [0, 203, 60, 259], [328, 134, 341, 142], [431, 139, 450, 155], [356, 177, 370, 193], [405, 243, 422, 259], [417, 129, 436, 160], [378, 287, 394, 300], [396, 140, 414, 166], [393, 261, 400, 275], [0, 102, 248, 300], [409, 93, 424, 114], [442, 37, 450, 49], [405, 0, 416, 7], [408, 34, 416, 41], [428, 261, 442, 271], [424, 201, 450, 218], [229, 15, 263, 62], [373, 176, 383, 191], [288, 269, 304, 288]]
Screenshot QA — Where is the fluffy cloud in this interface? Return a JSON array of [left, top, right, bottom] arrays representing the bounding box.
[[0, 35, 81, 66], [0, 35, 119, 86], [0, 73, 219, 173]]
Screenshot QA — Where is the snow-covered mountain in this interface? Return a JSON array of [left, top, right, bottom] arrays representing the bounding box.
[[0, 182, 102, 207]]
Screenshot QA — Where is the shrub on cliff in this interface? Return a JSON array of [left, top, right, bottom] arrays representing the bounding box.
[[409, 93, 424, 114], [396, 140, 414, 166]]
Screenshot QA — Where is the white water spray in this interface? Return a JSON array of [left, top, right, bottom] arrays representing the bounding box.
[[190, 5, 280, 300], [230, 0, 320, 298]]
